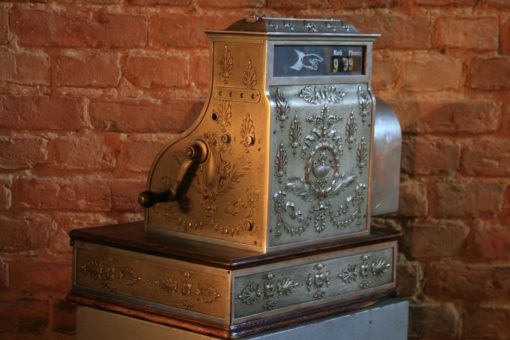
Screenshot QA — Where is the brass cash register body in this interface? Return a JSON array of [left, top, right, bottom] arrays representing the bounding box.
[[145, 18, 379, 252]]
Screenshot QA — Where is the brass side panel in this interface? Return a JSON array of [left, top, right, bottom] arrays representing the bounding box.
[[268, 83, 373, 246], [146, 37, 270, 251], [232, 241, 395, 322], [74, 242, 231, 324]]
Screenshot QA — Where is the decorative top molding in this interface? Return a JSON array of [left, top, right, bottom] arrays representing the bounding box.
[[223, 17, 372, 36]]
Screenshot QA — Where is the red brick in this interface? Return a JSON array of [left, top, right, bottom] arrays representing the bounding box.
[[466, 223, 510, 261], [55, 51, 120, 87], [268, 0, 330, 8], [0, 7, 8, 45], [501, 18, 510, 55], [405, 220, 469, 259], [89, 100, 200, 133], [463, 307, 510, 339], [346, 14, 430, 49], [409, 303, 460, 338], [425, 261, 510, 302], [150, 14, 240, 48], [399, 180, 428, 217], [48, 134, 118, 171], [12, 9, 147, 48], [0, 178, 11, 210], [0, 213, 55, 251], [0, 136, 47, 170], [123, 55, 188, 89], [0, 300, 49, 335], [470, 57, 510, 90], [0, 47, 15, 80], [117, 78, 143, 98], [506, 101, 510, 132], [111, 179, 145, 211], [435, 17, 498, 50], [0, 258, 8, 288], [486, 0, 510, 7], [52, 299, 76, 335], [396, 261, 422, 298], [16, 51, 51, 85], [415, 0, 475, 4], [130, 0, 191, 4], [12, 177, 111, 211], [89, 0, 122, 3], [337, 0, 396, 8], [0, 95, 85, 131], [9, 260, 71, 294], [0, 48, 50, 85], [118, 138, 166, 173], [191, 53, 211, 91], [197, 0, 266, 6], [437, 182, 506, 218], [372, 56, 398, 91], [461, 138, 510, 177], [402, 137, 460, 175], [403, 55, 463, 91], [54, 212, 117, 232], [388, 98, 498, 134], [49, 227, 72, 254]]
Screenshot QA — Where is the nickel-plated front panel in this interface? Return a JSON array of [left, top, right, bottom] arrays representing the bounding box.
[[232, 241, 396, 321], [73, 242, 231, 324], [267, 82, 373, 247]]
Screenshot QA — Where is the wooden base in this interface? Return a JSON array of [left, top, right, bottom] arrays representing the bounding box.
[[70, 222, 400, 269]]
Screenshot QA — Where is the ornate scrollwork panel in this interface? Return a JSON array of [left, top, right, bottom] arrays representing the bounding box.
[[298, 85, 346, 105], [76, 245, 229, 318], [338, 254, 391, 289], [80, 259, 141, 292], [269, 84, 373, 246], [157, 271, 221, 309], [236, 272, 299, 310], [233, 245, 395, 319]]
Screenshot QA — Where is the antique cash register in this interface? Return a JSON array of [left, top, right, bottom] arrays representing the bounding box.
[[69, 17, 403, 339]]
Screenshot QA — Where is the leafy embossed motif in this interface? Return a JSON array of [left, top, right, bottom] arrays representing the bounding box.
[[220, 45, 233, 84], [80, 259, 141, 291], [274, 88, 290, 128], [237, 284, 261, 305], [243, 60, 257, 89], [298, 85, 346, 104], [357, 85, 371, 123], [337, 255, 391, 288], [345, 111, 356, 150], [274, 143, 287, 182], [356, 137, 368, 174], [288, 115, 302, 155], [237, 272, 299, 310], [240, 112, 256, 150], [157, 272, 221, 307], [214, 101, 232, 129]]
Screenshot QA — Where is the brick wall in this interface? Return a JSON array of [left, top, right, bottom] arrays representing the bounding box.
[[0, 0, 509, 339]]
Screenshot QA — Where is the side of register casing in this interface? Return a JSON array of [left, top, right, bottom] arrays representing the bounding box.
[[142, 18, 399, 252]]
